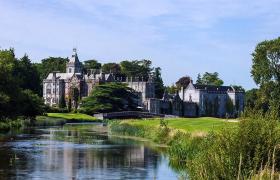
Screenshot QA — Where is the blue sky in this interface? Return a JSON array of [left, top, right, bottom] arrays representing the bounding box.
[[1, 0, 280, 90]]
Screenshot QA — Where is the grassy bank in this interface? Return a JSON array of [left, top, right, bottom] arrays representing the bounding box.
[[109, 113, 280, 179], [47, 113, 99, 122], [121, 117, 235, 135], [34, 113, 100, 126]]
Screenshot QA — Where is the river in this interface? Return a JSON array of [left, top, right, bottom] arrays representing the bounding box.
[[0, 123, 183, 180]]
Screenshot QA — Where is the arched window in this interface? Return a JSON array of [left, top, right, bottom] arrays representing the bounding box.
[[46, 84, 51, 94]]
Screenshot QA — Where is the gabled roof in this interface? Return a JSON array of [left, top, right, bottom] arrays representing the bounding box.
[[46, 73, 74, 80]]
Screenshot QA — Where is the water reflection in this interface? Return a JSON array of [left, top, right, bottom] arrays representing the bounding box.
[[0, 124, 179, 180]]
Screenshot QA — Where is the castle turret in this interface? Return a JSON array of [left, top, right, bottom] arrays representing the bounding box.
[[66, 48, 82, 74]]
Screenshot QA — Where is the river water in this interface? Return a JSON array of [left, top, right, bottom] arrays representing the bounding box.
[[0, 124, 182, 180]]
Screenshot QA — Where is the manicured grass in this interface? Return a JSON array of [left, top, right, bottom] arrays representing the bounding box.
[[122, 117, 237, 133], [47, 113, 98, 121]]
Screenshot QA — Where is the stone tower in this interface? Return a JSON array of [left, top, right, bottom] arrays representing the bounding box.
[[66, 48, 82, 74]]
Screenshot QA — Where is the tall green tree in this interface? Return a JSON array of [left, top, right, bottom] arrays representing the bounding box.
[[35, 57, 68, 80], [197, 72, 224, 86], [0, 49, 44, 120], [165, 85, 177, 94], [196, 73, 203, 84], [251, 37, 280, 114], [120, 60, 153, 80], [15, 54, 41, 95], [102, 63, 122, 74], [153, 67, 165, 99], [83, 59, 101, 73], [80, 83, 138, 114], [245, 88, 258, 109]]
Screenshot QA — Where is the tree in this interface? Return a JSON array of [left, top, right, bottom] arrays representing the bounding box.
[[176, 76, 191, 89], [83, 59, 101, 73], [153, 67, 165, 99], [19, 90, 45, 118], [102, 63, 122, 75], [35, 57, 68, 80], [245, 88, 258, 109], [251, 37, 280, 114], [230, 85, 245, 92], [120, 60, 153, 80], [80, 83, 138, 114], [198, 72, 224, 86], [165, 85, 177, 94], [14, 54, 41, 95], [196, 73, 203, 84], [0, 49, 45, 120]]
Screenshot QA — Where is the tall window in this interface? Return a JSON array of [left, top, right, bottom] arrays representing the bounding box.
[[69, 68, 72, 73], [46, 84, 51, 94]]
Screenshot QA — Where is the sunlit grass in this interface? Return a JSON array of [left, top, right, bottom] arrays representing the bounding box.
[[47, 113, 98, 121], [122, 117, 238, 133]]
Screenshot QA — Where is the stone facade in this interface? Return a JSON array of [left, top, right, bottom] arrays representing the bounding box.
[[43, 49, 244, 117], [179, 82, 244, 117]]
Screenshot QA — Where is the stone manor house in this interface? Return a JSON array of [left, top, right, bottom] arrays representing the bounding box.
[[43, 49, 244, 117]]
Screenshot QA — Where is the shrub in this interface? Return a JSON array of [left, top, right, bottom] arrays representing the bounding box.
[[188, 110, 280, 179]]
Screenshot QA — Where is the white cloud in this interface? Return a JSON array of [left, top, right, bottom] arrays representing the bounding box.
[[0, 0, 279, 89]]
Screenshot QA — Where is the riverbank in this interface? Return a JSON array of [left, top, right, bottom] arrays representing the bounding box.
[[109, 114, 280, 179], [35, 113, 101, 126], [0, 119, 22, 132]]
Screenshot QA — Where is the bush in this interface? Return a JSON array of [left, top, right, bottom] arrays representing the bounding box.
[[188, 110, 280, 179]]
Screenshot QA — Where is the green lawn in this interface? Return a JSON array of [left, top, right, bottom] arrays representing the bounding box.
[[123, 117, 238, 133], [47, 113, 98, 121]]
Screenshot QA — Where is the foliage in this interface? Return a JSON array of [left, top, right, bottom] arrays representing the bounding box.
[[153, 67, 165, 99], [196, 72, 224, 86], [231, 84, 245, 91], [102, 63, 122, 74], [0, 49, 45, 121], [196, 73, 203, 84], [83, 59, 101, 73], [188, 110, 280, 179], [251, 37, 280, 115], [225, 97, 234, 117], [176, 76, 191, 89], [80, 83, 139, 114], [59, 96, 66, 108], [15, 55, 41, 95], [245, 88, 258, 109], [165, 84, 178, 94], [120, 60, 153, 80], [35, 57, 68, 80], [18, 90, 45, 118]]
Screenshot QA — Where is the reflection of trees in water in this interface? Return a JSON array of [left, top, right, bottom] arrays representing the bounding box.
[[45, 127, 163, 179], [0, 127, 166, 179]]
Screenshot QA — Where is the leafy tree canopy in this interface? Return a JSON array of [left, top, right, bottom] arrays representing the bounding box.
[[196, 72, 224, 86], [80, 83, 139, 114], [102, 63, 122, 74], [153, 67, 165, 99], [83, 59, 101, 73], [0, 49, 45, 120], [35, 57, 68, 80], [120, 60, 153, 80], [251, 37, 280, 114]]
